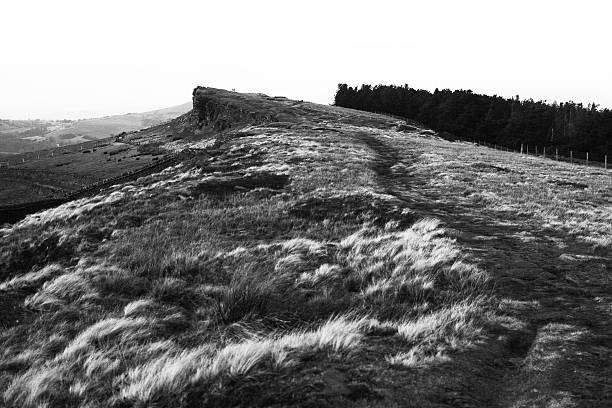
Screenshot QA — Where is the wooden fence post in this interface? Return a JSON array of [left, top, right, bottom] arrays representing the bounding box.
[[543, 147, 546, 158], [556, 148, 558, 161], [521, 144, 524, 154], [605, 155, 608, 169], [586, 152, 589, 166], [535, 146, 538, 156], [570, 150, 573, 164]]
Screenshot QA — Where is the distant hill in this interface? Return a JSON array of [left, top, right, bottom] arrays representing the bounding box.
[[0, 102, 191, 155]]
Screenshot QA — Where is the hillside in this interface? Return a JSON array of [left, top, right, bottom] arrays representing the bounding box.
[[0, 119, 61, 154], [0, 103, 191, 156], [0, 104, 194, 208], [335, 84, 612, 162], [0, 88, 611, 407], [42, 103, 193, 145]]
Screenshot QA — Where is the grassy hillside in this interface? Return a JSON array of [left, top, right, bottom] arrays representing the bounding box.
[[43, 103, 192, 145], [0, 103, 190, 155], [0, 108, 195, 207], [0, 88, 610, 407], [0, 120, 61, 155]]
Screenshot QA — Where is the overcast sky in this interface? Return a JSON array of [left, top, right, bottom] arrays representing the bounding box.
[[1, 0, 611, 119]]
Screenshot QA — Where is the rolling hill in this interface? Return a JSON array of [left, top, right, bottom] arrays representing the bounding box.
[[0, 102, 191, 156], [0, 88, 610, 407]]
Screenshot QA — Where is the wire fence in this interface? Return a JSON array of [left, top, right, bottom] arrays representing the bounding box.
[[469, 140, 609, 170], [0, 136, 123, 167], [65, 153, 179, 200], [0, 153, 180, 224], [369, 111, 610, 171]]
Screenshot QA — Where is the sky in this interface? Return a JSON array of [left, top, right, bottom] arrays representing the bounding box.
[[1, 0, 611, 119]]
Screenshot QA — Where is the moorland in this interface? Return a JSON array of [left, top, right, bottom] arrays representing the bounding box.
[[0, 87, 610, 407]]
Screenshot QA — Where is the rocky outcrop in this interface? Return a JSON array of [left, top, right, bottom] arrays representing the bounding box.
[[191, 87, 278, 132]]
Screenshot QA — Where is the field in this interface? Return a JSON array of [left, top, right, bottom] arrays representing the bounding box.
[[0, 103, 190, 156], [0, 140, 159, 206], [0, 114, 196, 207], [41, 102, 191, 145], [0, 88, 610, 407]]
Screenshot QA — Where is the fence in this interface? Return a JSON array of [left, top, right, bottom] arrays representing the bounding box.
[[0, 136, 118, 167], [368, 111, 610, 171], [470, 140, 609, 170], [372, 112, 608, 170], [65, 153, 179, 200], [0, 153, 180, 224]]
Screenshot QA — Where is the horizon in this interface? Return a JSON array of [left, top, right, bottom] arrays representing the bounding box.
[[0, 100, 193, 122], [6, 86, 609, 122], [2, 0, 611, 120]]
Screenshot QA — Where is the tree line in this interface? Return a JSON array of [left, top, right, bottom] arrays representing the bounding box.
[[334, 84, 611, 160]]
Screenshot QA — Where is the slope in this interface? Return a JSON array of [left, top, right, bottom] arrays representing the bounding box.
[[0, 102, 191, 155], [0, 87, 610, 407], [42, 102, 192, 145]]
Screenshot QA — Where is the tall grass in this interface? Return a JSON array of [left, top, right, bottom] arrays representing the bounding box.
[[2, 215, 487, 407], [0, 97, 497, 407]]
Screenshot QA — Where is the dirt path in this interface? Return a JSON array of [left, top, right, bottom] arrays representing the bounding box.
[[359, 132, 612, 407]]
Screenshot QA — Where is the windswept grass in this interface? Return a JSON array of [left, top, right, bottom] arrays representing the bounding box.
[[15, 191, 125, 229], [396, 136, 612, 253], [118, 315, 368, 404], [1, 208, 487, 406], [0, 263, 63, 292], [0, 90, 496, 407]]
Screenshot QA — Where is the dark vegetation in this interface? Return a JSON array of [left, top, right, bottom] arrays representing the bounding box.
[[335, 84, 612, 160]]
